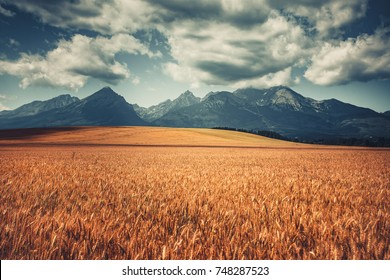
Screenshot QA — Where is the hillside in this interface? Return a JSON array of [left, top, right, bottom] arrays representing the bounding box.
[[0, 126, 313, 148]]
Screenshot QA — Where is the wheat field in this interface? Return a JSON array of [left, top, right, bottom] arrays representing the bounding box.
[[0, 127, 389, 259]]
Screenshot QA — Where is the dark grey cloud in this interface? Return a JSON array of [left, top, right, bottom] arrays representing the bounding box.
[[148, 0, 270, 28], [195, 41, 293, 83], [268, 0, 334, 9], [4, 0, 102, 24], [72, 67, 127, 85], [195, 61, 258, 82], [147, 0, 221, 21], [3, 0, 155, 34]]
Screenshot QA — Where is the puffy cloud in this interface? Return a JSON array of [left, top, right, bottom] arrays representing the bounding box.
[[2, 0, 384, 90], [163, 62, 212, 89], [0, 34, 155, 90], [304, 28, 390, 86], [163, 11, 311, 88], [268, 0, 368, 37], [232, 67, 299, 89], [158, 0, 379, 88]]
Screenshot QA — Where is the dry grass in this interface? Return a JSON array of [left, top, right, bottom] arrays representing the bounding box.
[[0, 127, 389, 259]]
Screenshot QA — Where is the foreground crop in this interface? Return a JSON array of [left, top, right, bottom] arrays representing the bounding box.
[[0, 146, 389, 259]]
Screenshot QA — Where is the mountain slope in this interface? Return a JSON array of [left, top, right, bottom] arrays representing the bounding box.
[[154, 86, 389, 139], [0, 94, 79, 118], [133, 90, 200, 122], [381, 111, 390, 119], [0, 87, 147, 129], [153, 91, 264, 128]]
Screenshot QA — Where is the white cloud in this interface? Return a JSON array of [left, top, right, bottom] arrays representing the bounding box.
[[163, 62, 211, 89], [0, 4, 15, 17], [232, 67, 299, 88], [2, 0, 384, 90], [304, 28, 390, 86], [163, 11, 311, 88], [314, 0, 367, 37], [269, 0, 368, 37], [0, 34, 155, 90]]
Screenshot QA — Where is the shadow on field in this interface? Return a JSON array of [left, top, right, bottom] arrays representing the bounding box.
[[0, 127, 88, 140]]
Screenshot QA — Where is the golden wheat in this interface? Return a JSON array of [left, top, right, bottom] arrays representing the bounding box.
[[0, 128, 389, 260]]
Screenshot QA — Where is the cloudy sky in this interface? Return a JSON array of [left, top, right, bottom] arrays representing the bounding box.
[[0, 0, 389, 112]]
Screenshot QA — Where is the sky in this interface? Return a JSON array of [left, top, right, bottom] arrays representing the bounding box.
[[0, 0, 389, 112]]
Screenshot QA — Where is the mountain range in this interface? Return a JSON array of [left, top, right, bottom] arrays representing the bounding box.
[[0, 87, 146, 129], [0, 86, 389, 140], [135, 86, 390, 139]]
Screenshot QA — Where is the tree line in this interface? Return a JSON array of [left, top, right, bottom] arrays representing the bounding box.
[[212, 127, 390, 147]]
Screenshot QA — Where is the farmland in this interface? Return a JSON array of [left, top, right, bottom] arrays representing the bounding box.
[[0, 127, 389, 259]]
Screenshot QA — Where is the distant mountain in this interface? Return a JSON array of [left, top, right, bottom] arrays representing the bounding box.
[[1, 86, 389, 140], [152, 86, 390, 139], [0, 94, 79, 118], [133, 90, 200, 122], [0, 87, 146, 129]]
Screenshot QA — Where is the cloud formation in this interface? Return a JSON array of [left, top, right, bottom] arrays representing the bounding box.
[[268, 0, 368, 37], [1, 0, 387, 90], [163, 11, 311, 88], [305, 28, 390, 85], [4, 0, 156, 34], [149, 0, 271, 28], [0, 34, 155, 90]]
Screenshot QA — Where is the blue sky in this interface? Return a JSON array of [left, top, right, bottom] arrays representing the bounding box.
[[0, 0, 389, 112]]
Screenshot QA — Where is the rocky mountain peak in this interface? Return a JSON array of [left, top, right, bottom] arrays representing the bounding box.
[[90, 86, 118, 97], [181, 90, 194, 96], [174, 90, 201, 106], [84, 87, 125, 105]]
